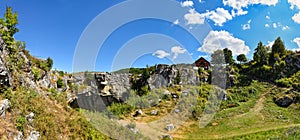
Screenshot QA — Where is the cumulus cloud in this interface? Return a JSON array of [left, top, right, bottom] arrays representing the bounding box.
[[181, 0, 194, 7], [293, 37, 300, 48], [288, 0, 300, 9], [152, 50, 170, 59], [242, 20, 251, 30], [198, 30, 250, 55], [223, 0, 278, 17], [171, 46, 187, 59], [265, 23, 270, 27], [184, 9, 205, 25], [202, 8, 233, 26], [184, 8, 232, 26], [292, 12, 300, 24]]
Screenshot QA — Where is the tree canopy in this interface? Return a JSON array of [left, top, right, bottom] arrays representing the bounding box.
[[237, 54, 247, 63]]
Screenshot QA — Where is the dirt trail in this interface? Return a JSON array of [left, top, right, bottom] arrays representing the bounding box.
[[118, 120, 165, 140]]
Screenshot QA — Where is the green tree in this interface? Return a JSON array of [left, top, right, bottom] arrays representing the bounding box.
[[253, 41, 268, 65], [3, 7, 19, 36], [237, 54, 247, 63], [46, 57, 53, 71], [223, 48, 234, 64], [270, 37, 286, 64], [271, 37, 286, 57]]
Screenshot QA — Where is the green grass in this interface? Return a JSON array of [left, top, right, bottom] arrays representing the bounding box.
[[0, 87, 109, 139], [172, 82, 300, 139]]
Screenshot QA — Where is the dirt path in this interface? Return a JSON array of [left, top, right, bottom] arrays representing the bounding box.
[[118, 120, 165, 140], [235, 86, 274, 119]]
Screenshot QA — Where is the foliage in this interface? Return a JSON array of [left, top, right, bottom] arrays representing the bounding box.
[[15, 116, 26, 133], [276, 70, 300, 90], [32, 67, 41, 81], [223, 48, 235, 64], [107, 102, 134, 116], [56, 78, 64, 88], [3, 7, 19, 36], [270, 37, 286, 65], [237, 54, 247, 63], [253, 41, 269, 65]]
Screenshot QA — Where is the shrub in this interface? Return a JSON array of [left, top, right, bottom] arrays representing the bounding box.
[[56, 78, 64, 88], [32, 67, 41, 81], [107, 103, 134, 116], [16, 116, 26, 133]]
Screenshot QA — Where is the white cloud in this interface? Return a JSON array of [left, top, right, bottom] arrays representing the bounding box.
[[173, 19, 179, 25], [198, 30, 250, 55], [181, 0, 194, 7], [266, 15, 270, 19], [242, 20, 251, 30], [152, 50, 170, 59], [202, 8, 233, 26], [293, 37, 300, 48], [282, 25, 290, 30], [273, 23, 277, 28], [184, 9, 205, 25], [171, 46, 187, 59], [288, 0, 300, 9], [223, 0, 278, 17], [292, 12, 300, 24], [265, 23, 270, 27], [184, 8, 232, 26], [267, 41, 274, 47]]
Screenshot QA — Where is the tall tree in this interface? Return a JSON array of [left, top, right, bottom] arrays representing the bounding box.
[[253, 41, 268, 65], [3, 7, 19, 36], [223, 48, 234, 64], [237, 54, 247, 63], [269, 37, 286, 64], [271, 37, 286, 57]]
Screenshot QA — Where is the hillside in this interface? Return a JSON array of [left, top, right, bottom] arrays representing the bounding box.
[[0, 7, 300, 140], [0, 7, 108, 140]]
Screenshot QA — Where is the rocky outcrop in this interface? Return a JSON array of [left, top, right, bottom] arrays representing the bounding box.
[[106, 73, 131, 101], [274, 95, 294, 107], [26, 131, 40, 140], [148, 64, 201, 89], [0, 99, 10, 118], [180, 66, 200, 86]]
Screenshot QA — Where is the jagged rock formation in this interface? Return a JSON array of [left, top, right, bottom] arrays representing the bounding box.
[[0, 99, 10, 118]]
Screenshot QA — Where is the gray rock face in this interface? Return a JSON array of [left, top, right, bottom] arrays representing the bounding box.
[[180, 67, 200, 86], [148, 65, 178, 89], [26, 131, 40, 140], [106, 73, 131, 100], [0, 99, 10, 118]]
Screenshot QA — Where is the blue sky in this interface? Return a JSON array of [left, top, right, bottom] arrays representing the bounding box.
[[0, 0, 300, 72]]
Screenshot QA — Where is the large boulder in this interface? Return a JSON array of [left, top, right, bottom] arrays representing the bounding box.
[[274, 95, 294, 107]]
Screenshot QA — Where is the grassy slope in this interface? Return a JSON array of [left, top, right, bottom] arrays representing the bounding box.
[[171, 82, 300, 139], [0, 87, 109, 139]]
